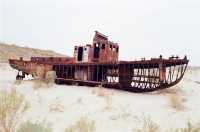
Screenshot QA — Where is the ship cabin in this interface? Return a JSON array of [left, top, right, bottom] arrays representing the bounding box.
[[73, 31, 119, 63], [69, 31, 119, 81]]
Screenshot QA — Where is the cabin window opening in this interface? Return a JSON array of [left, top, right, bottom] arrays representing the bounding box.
[[77, 47, 83, 61], [110, 45, 112, 50], [116, 47, 119, 53], [102, 44, 105, 49], [94, 43, 100, 58], [95, 43, 99, 47], [113, 46, 115, 51]]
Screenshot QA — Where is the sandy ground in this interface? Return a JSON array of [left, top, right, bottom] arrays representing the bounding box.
[[0, 63, 200, 132]]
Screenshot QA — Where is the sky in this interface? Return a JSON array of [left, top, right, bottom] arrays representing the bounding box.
[[0, 0, 3, 40], [0, 0, 200, 66]]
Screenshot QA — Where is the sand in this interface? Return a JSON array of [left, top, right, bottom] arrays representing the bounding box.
[[0, 63, 200, 132]]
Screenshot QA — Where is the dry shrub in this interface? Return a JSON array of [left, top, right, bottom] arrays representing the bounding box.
[[65, 117, 95, 132], [0, 88, 29, 132], [14, 80, 22, 85], [92, 85, 108, 97], [32, 80, 52, 90], [35, 65, 45, 80], [17, 120, 52, 132], [32, 80, 43, 89], [92, 85, 113, 110], [49, 104, 64, 113], [109, 108, 132, 121], [49, 101, 64, 113], [44, 71, 56, 86], [170, 121, 200, 132], [133, 116, 159, 132], [33, 70, 56, 89], [168, 93, 185, 111], [32, 71, 56, 90]]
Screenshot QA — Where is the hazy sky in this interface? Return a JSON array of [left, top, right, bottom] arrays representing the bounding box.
[[1, 0, 200, 66]]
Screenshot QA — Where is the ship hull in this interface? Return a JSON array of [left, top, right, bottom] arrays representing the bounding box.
[[52, 57, 188, 92], [9, 57, 188, 92]]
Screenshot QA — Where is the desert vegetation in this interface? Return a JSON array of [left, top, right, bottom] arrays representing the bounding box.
[[48, 99, 65, 113], [0, 88, 29, 132], [32, 79, 54, 90], [132, 116, 200, 132], [31, 70, 56, 90], [32, 80, 46, 89], [92, 85, 113, 110], [167, 93, 186, 111], [44, 71, 57, 85], [133, 116, 159, 132], [155, 86, 187, 111], [17, 120, 52, 132], [170, 121, 200, 132], [65, 117, 95, 132]]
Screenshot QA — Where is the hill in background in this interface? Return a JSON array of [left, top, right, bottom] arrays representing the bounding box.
[[0, 43, 67, 62]]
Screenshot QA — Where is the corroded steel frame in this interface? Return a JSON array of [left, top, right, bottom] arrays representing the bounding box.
[[53, 57, 188, 92], [9, 56, 188, 92]]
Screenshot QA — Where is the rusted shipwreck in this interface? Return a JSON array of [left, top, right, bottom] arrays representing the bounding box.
[[9, 31, 189, 92]]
